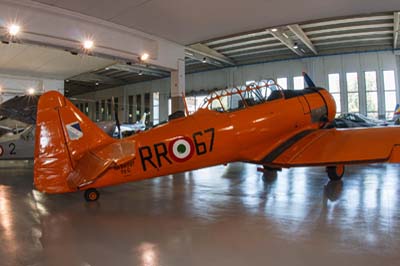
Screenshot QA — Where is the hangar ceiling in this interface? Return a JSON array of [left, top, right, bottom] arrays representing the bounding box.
[[31, 0, 400, 45], [1, 2, 400, 96], [0, 42, 114, 79]]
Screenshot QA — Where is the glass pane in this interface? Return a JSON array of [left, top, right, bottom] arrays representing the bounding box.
[[328, 73, 340, 93], [366, 91, 378, 112], [365, 71, 377, 92], [386, 112, 394, 120], [385, 91, 396, 112], [348, 93, 359, 113], [332, 93, 341, 113], [383, 70, 395, 91], [293, 76, 304, 90], [195, 95, 207, 110], [346, 72, 358, 92], [277, 77, 287, 90], [168, 99, 171, 115]]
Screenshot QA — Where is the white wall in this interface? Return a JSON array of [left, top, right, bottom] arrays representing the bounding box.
[[75, 50, 399, 121]]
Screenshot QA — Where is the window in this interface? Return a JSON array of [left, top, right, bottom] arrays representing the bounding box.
[[293, 76, 304, 90], [101, 100, 105, 121], [85, 102, 89, 115], [277, 77, 287, 90], [128, 96, 134, 123], [168, 98, 172, 115], [328, 73, 341, 113], [346, 72, 359, 113], [136, 95, 142, 122], [152, 92, 159, 125], [106, 99, 112, 120], [95, 101, 99, 121], [365, 71, 378, 118], [144, 93, 150, 126], [383, 70, 397, 119], [186, 96, 196, 114]]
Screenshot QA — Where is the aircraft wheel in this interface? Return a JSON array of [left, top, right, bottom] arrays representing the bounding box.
[[84, 188, 100, 202], [261, 168, 278, 182], [326, 165, 345, 181]]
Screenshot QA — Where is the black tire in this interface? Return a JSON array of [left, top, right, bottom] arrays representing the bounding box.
[[262, 169, 278, 181], [84, 188, 100, 202], [326, 165, 345, 181]]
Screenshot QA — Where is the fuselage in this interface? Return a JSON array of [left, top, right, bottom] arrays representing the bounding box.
[[89, 87, 336, 190]]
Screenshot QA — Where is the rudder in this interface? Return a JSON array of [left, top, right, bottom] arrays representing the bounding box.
[[34, 91, 114, 193]]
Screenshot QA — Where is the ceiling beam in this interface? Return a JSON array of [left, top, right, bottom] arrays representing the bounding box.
[[186, 44, 235, 66], [394, 12, 400, 49], [301, 15, 394, 29], [107, 64, 169, 78], [287, 24, 317, 55], [311, 31, 393, 41], [267, 29, 303, 56]]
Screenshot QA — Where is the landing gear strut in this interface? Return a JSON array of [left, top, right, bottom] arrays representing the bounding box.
[[258, 165, 280, 180], [84, 188, 100, 202], [326, 165, 345, 181]]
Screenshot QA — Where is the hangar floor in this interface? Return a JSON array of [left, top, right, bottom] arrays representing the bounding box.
[[0, 162, 399, 266]]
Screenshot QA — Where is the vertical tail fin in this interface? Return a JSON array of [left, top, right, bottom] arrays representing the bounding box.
[[34, 91, 113, 193]]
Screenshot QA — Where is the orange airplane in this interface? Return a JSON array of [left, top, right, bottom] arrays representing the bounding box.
[[34, 80, 400, 201]]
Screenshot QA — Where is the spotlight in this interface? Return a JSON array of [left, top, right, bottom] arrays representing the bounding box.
[[202, 57, 207, 63], [140, 53, 149, 61], [95, 82, 99, 86], [83, 39, 94, 50], [27, 88, 35, 95], [271, 28, 278, 32], [8, 24, 20, 36], [105, 67, 110, 70], [138, 70, 143, 76], [65, 79, 70, 83], [293, 43, 299, 49]]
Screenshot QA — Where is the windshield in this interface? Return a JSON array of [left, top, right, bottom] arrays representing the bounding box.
[[200, 79, 284, 112]]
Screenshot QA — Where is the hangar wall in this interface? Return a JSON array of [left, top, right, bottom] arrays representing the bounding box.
[[74, 50, 399, 123]]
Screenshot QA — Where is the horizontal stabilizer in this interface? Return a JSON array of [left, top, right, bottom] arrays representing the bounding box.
[[67, 140, 136, 189]]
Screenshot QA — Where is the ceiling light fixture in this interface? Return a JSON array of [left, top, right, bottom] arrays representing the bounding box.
[[8, 24, 21, 36], [83, 39, 94, 50], [138, 70, 144, 76], [27, 88, 35, 95], [95, 82, 99, 86], [140, 53, 149, 61], [202, 57, 207, 63], [293, 43, 299, 49], [271, 28, 278, 32]]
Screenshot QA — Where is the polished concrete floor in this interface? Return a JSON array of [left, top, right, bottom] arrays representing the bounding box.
[[0, 162, 399, 266]]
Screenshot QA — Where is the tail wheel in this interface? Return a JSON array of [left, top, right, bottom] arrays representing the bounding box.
[[326, 165, 345, 181], [84, 188, 100, 202]]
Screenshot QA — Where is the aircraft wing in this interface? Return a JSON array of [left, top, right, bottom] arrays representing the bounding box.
[[67, 140, 136, 189], [263, 127, 400, 167]]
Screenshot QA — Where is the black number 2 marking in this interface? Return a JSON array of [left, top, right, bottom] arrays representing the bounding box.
[[9, 143, 16, 155]]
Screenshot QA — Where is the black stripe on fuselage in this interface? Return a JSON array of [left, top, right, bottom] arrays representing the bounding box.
[[262, 130, 315, 163]]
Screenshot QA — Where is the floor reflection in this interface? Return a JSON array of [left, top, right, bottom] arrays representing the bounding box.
[[0, 163, 400, 266]]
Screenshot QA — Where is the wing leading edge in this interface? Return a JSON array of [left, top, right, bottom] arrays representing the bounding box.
[[263, 127, 400, 167]]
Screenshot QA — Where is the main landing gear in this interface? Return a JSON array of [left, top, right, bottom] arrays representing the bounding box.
[[258, 165, 280, 181], [326, 165, 345, 181], [84, 188, 100, 202]]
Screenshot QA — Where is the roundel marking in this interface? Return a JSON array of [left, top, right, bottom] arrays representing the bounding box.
[[168, 137, 195, 162], [0, 145, 3, 156]]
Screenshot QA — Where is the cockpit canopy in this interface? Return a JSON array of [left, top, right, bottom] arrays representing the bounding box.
[[200, 79, 284, 112]]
